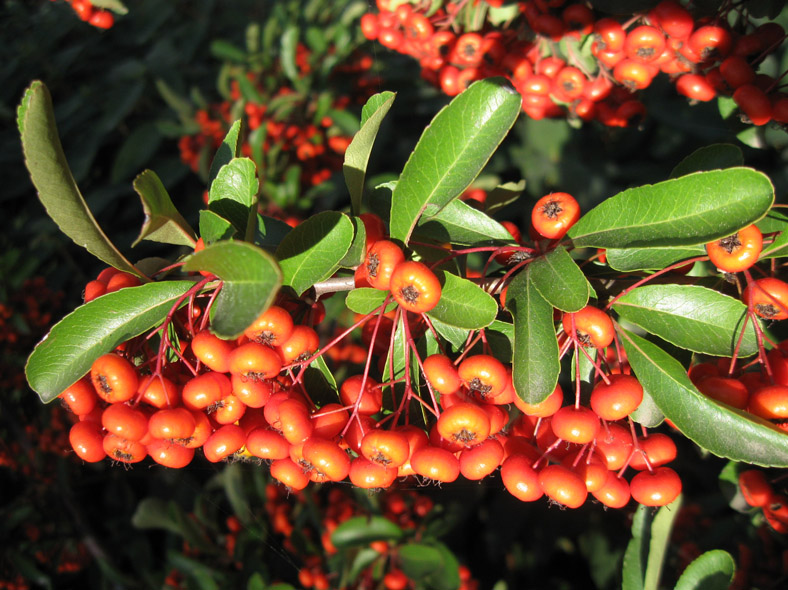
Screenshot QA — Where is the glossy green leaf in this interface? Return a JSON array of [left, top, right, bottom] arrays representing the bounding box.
[[199, 210, 237, 244], [528, 246, 590, 312], [390, 78, 521, 244], [399, 543, 444, 580], [427, 271, 498, 329], [208, 158, 259, 238], [622, 505, 650, 590], [621, 329, 788, 467], [345, 92, 396, 215], [675, 550, 735, 590], [280, 26, 301, 89], [132, 170, 196, 247], [430, 316, 470, 351], [424, 542, 461, 590], [670, 144, 743, 178], [507, 267, 560, 404], [415, 199, 515, 246], [614, 284, 759, 357], [183, 242, 281, 339], [486, 319, 514, 363], [255, 214, 292, 252], [760, 209, 788, 259], [345, 288, 395, 315], [330, 516, 404, 548], [606, 246, 705, 272], [275, 211, 354, 295], [26, 280, 194, 403], [339, 217, 366, 268], [568, 169, 774, 249], [382, 315, 408, 383], [644, 495, 682, 590], [208, 120, 243, 185], [18, 81, 141, 276], [485, 180, 525, 214], [629, 386, 665, 428], [347, 548, 381, 585]]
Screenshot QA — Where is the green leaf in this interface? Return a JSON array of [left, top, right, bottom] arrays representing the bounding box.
[[760, 209, 788, 259], [675, 550, 736, 590], [347, 548, 381, 585], [485, 180, 525, 214], [210, 40, 248, 62], [132, 498, 210, 552], [208, 120, 243, 186], [345, 92, 396, 215], [18, 81, 141, 276], [424, 542, 461, 590], [166, 552, 221, 590], [629, 386, 665, 428], [606, 246, 705, 272], [208, 158, 259, 238], [255, 215, 292, 252], [622, 505, 650, 590], [280, 26, 302, 88], [399, 543, 445, 580], [427, 271, 498, 330], [330, 516, 404, 548], [670, 144, 744, 178], [345, 288, 395, 315], [430, 316, 471, 351], [89, 0, 128, 14], [613, 284, 759, 357], [507, 267, 560, 404], [389, 78, 521, 244], [199, 210, 237, 244], [621, 329, 788, 467], [275, 211, 354, 295], [415, 199, 515, 246], [486, 319, 514, 364], [132, 170, 196, 247], [183, 241, 281, 339], [644, 495, 683, 590], [528, 246, 590, 312], [568, 169, 775, 249], [339, 217, 367, 269], [26, 281, 194, 403]]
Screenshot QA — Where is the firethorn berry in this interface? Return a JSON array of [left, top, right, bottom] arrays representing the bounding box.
[[650, 0, 694, 39], [103, 433, 147, 464], [436, 402, 491, 447], [277, 399, 314, 444], [138, 375, 181, 409], [564, 451, 609, 493], [457, 354, 508, 401], [629, 433, 677, 470], [340, 375, 383, 415], [349, 456, 398, 489], [550, 405, 600, 444], [359, 212, 386, 250], [361, 429, 410, 467], [183, 410, 212, 449], [228, 341, 283, 380], [706, 224, 763, 272], [688, 25, 732, 60], [147, 440, 195, 469], [363, 239, 405, 291], [88, 10, 114, 29], [91, 353, 139, 403], [101, 403, 149, 441], [191, 330, 235, 373], [83, 279, 107, 302], [422, 354, 462, 396], [182, 371, 229, 410], [595, 422, 634, 470], [675, 74, 717, 102], [734, 84, 774, 125], [60, 377, 98, 416], [738, 469, 774, 507], [231, 373, 273, 408], [696, 376, 749, 409], [624, 26, 666, 63], [562, 305, 616, 348], [277, 325, 320, 364], [501, 454, 543, 502], [538, 464, 588, 509], [303, 437, 351, 482], [310, 403, 349, 439], [389, 261, 442, 313], [270, 457, 310, 490], [105, 271, 140, 293], [383, 569, 410, 590], [246, 427, 290, 460], [69, 421, 106, 463], [459, 437, 504, 480], [748, 384, 788, 420], [148, 407, 196, 440], [243, 305, 294, 346], [590, 374, 644, 421], [592, 472, 632, 508], [531, 192, 580, 240], [742, 278, 788, 320], [203, 424, 245, 463], [212, 394, 247, 425], [594, 18, 627, 53], [410, 445, 460, 483], [513, 383, 563, 417], [613, 59, 656, 90], [630, 466, 682, 506]]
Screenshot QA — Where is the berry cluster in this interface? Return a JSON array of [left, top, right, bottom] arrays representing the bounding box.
[[58, 191, 683, 513], [738, 469, 788, 534], [361, 0, 787, 126], [49, 0, 115, 29]]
